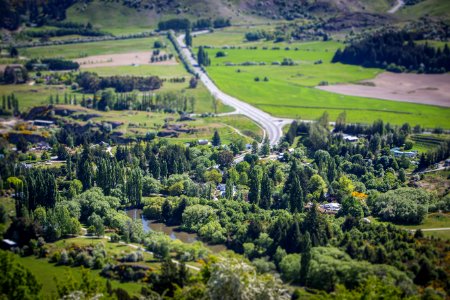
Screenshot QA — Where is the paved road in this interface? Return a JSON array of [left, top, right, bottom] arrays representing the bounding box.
[[409, 228, 450, 232], [388, 0, 404, 13], [176, 31, 293, 146]]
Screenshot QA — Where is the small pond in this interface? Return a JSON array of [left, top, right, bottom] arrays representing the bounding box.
[[127, 209, 226, 253]]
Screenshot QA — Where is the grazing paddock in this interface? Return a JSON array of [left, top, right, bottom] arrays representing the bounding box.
[[317, 72, 450, 107], [21, 37, 165, 59], [75, 51, 177, 69], [203, 40, 450, 128]]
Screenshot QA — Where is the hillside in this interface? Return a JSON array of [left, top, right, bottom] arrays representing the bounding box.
[[2, 0, 449, 33]]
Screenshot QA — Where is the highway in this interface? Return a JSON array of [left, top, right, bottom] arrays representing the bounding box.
[[176, 31, 292, 146]]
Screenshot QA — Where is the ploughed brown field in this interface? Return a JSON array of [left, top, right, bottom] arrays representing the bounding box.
[[317, 72, 450, 107], [74, 51, 178, 68]]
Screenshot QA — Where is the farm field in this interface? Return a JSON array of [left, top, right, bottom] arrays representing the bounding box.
[[20, 37, 165, 59], [84, 109, 257, 144], [202, 37, 450, 128], [0, 80, 231, 114], [318, 73, 450, 107], [75, 51, 177, 69], [87, 64, 187, 77]]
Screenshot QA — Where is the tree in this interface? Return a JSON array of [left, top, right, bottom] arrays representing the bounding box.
[[288, 173, 304, 213], [248, 167, 261, 205], [308, 174, 327, 202], [260, 138, 270, 157], [0, 250, 42, 299], [299, 232, 311, 285], [185, 27, 192, 47], [207, 257, 290, 300], [189, 77, 198, 88], [197, 46, 210, 66], [338, 197, 363, 219], [212, 130, 221, 146], [88, 213, 104, 237], [260, 172, 272, 209], [9, 47, 18, 58], [16, 136, 28, 153]]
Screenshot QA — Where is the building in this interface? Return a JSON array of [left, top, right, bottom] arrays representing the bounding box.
[[33, 119, 54, 127], [390, 147, 418, 158], [320, 202, 341, 214], [198, 139, 209, 145], [342, 134, 359, 143]]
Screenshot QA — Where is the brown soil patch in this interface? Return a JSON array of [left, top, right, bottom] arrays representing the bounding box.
[[317, 72, 450, 107], [75, 51, 178, 68]]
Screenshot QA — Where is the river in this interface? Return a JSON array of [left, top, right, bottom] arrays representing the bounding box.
[[127, 209, 227, 253]]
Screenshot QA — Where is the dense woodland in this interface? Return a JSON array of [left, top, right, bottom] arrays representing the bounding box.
[[1, 109, 449, 298], [333, 31, 450, 73]]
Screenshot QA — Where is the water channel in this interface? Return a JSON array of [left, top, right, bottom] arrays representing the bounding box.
[[127, 209, 227, 253]]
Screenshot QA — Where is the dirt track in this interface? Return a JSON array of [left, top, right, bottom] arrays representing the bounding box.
[[317, 72, 450, 107], [75, 51, 178, 68]]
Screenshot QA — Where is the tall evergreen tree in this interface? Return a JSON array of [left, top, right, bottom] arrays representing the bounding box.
[[184, 27, 192, 47], [212, 130, 221, 147], [260, 172, 272, 209], [248, 167, 261, 205], [299, 232, 312, 285]]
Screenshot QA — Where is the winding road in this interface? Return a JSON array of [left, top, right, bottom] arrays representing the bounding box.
[[176, 32, 292, 146], [388, 0, 405, 13]]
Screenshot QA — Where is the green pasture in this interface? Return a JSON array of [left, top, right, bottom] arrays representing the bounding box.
[[210, 114, 264, 142], [398, 0, 450, 21], [202, 41, 450, 128], [399, 213, 450, 240], [14, 254, 144, 298], [88, 109, 254, 144], [21, 37, 165, 59], [0, 84, 78, 111], [86, 64, 187, 78]]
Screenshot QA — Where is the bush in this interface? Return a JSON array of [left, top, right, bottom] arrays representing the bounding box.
[[369, 188, 431, 224]]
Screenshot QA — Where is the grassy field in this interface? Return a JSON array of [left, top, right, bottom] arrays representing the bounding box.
[[86, 109, 255, 144], [87, 64, 188, 78], [212, 114, 264, 142], [0, 84, 78, 111], [21, 37, 164, 59], [399, 213, 450, 240], [14, 254, 145, 298], [398, 0, 450, 21], [202, 39, 450, 128], [410, 134, 449, 153]]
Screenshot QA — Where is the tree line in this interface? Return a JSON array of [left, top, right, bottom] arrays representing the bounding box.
[[76, 72, 163, 93], [333, 30, 450, 73]]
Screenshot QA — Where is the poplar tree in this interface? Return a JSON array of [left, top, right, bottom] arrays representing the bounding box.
[[259, 172, 272, 209]]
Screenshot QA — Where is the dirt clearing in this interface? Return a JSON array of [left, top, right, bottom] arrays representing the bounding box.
[[317, 72, 450, 107], [75, 51, 178, 68]]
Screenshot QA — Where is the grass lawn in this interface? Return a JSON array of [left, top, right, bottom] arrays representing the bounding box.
[[14, 254, 145, 298], [398, 0, 450, 21], [20, 37, 165, 59], [202, 41, 450, 128], [0, 84, 78, 111], [399, 213, 450, 240], [211, 114, 264, 142]]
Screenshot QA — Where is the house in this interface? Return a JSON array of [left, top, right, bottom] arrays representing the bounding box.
[[198, 139, 209, 145], [445, 159, 450, 167], [342, 134, 359, 143], [320, 202, 341, 214], [1, 239, 17, 250], [216, 183, 236, 197], [390, 147, 417, 158], [33, 119, 54, 127]]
